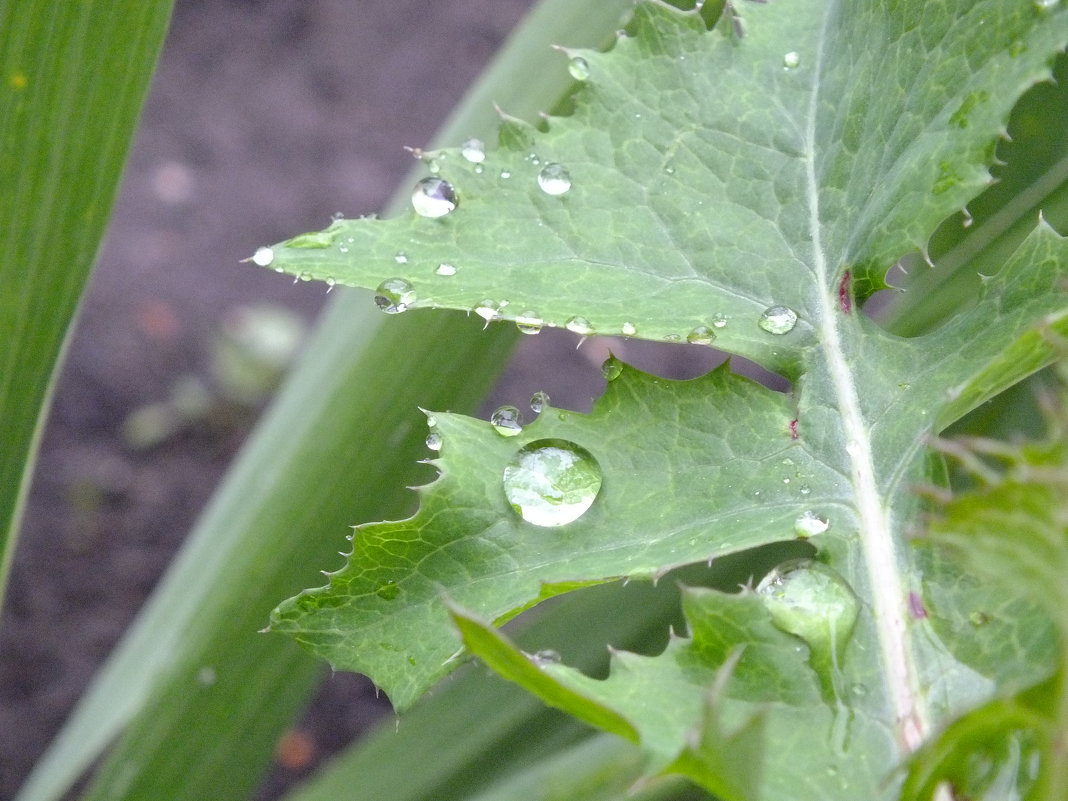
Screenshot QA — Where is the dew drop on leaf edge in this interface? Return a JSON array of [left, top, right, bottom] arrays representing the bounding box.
[[686, 326, 715, 345], [565, 316, 595, 336], [411, 177, 458, 218], [537, 163, 572, 196], [251, 246, 274, 267], [425, 431, 442, 451], [758, 305, 798, 335], [794, 510, 830, 538], [602, 361, 623, 382], [568, 56, 591, 81], [460, 137, 486, 163], [490, 405, 523, 437], [529, 391, 550, 414], [515, 311, 544, 335], [502, 439, 603, 527], [374, 278, 416, 314]]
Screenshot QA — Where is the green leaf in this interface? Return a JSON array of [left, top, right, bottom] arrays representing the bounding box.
[[266, 1, 1068, 798], [0, 0, 172, 604], [905, 426, 1068, 801]]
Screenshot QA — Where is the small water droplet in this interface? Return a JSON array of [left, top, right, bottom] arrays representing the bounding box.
[[687, 326, 715, 345], [538, 163, 572, 196], [530, 649, 561, 665], [502, 439, 602, 526], [425, 414, 438, 428], [515, 311, 544, 335], [783, 51, 801, 69], [759, 305, 798, 334], [799, 484, 812, 496], [794, 510, 830, 538], [530, 391, 550, 414], [374, 278, 416, 314], [435, 263, 457, 276], [411, 177, 458, 218], [565, 316, 595, 336], [376, 580, 400, 601], [526, 152, 541, 165], [425, 431, 442, 451], [568, 56, 591, 81], [490, 405, 523, 437], [620, 321, 637, 337], [251, 246, 274, 267], [474, 299, 500, 322], [601, 361, 623, 382], [394, 251, 409, 264], [460, 137, 486, 163], [500, 169, 512, 179], [712, 314, 728, 329]]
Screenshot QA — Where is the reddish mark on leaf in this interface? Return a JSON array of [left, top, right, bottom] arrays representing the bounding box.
[[908, 591, 927, 620], [838, 270, 853, 315], [789, 418, 799, 439]]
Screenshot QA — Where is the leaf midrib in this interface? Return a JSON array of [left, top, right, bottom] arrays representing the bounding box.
[[804, 1, 929, 756]]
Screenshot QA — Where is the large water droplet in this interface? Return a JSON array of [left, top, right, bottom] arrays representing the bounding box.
[[411, 177, 458, 218], [460, 138, 486, 163], [758, 305, 798, 334], [530, 391, 550, 414], [515, 311, 544, 335], [565, 316, 595, 336], [490, 405, 523, 437], [503, 439, 602, 526], [251, 246, 274, 267], [425, 431, 442, 451], [794, 511, 830, 538], [538, 163, 572, 196], [374, 278, 416, 314], [687, 326, 715, 345], [435, 263, 457, 276], [602, 361, 623, 382], [568, 56, 591, 81], [783, 51, 801, 69], [757, 559, 858, 667]]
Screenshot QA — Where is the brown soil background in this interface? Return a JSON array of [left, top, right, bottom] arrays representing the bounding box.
[[0, 1, 724, 798]]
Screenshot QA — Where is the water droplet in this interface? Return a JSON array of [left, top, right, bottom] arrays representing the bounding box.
[[530, 649, 561, 666], [515, 311, 544, 335], [251, 246, 274, 267], [500, 169, 512, 179], [460, 137, 486, 163], [490, 405, 523, 437], [601, 361, 623, 382], [411, 177, 458, 218], [503, 439, 602, 526], [565, 316, 595, 336], [435, 263, 457, 276], [425, 414, 437, 428], [474, 299, 500, 322], [526, 152, 541, 165], [758, 305, 798, 334], [530, 391, 550, 414], [712, 314, 728, 329], [374, 278, 416, 314], [426, 431, 442, 451], [376, 580, 400, 601], [794, 511, 830, 538], [1034, 0, 1059, 10], [619, 321, 637, 337], [538, 163, 572, 196], [568, 56, 590, 81], [799, 484, 812, 495], [687, 326, 715, 345], [783, 51, 801, 69], [394, 251, 409, 264], [664, 333, 681, 342], [757, 559, 858, 667]]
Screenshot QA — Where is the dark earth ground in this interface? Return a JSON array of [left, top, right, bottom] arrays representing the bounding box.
[[0, 1, 727, 798]]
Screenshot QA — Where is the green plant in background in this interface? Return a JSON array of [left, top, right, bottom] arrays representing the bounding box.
[[9, 1, 1068, 801]]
